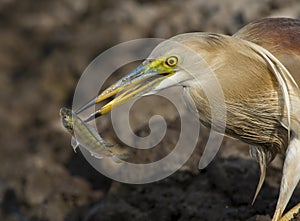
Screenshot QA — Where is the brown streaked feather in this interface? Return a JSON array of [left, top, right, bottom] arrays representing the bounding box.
[[178, 34, 288, 155], [234, 18, 300, 217], [249, 145, 268, 205], [234, 18, 300, 85]]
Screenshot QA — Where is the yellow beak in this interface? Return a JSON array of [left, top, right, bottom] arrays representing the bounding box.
[[76, 62, 172, 122]]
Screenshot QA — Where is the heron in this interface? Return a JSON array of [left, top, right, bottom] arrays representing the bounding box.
[[76, 18, 300, 221]]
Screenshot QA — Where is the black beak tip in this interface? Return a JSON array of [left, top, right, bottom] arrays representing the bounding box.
[[74, 97, 97, 114]]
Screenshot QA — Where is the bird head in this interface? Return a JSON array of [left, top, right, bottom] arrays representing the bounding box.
[[77, 33, 219, 121]]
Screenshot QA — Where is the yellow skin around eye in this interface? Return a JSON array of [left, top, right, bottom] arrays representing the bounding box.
[[146, 55, 180, 75]]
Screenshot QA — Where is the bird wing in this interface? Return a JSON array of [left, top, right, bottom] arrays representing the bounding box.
[[244, 40, 300, 141], [243, 39, 300, 217]]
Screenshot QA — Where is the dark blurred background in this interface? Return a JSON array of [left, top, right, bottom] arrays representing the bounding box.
[[1, 0, 300, 221]]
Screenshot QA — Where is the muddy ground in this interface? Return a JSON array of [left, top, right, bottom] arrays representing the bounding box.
[[1, 0, 300, 221]]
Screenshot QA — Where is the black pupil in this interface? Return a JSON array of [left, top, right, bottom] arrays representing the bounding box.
[[168, 57, 176, 66]]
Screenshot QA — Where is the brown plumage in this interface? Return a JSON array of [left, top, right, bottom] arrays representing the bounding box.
[[179, 30, 290, 208], [234, 18, 300, 220], [181, 18, 300, 220], [76, 18, 300, 221]]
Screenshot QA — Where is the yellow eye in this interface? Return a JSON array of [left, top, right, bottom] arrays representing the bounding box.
[[165, 56, 178, 67]]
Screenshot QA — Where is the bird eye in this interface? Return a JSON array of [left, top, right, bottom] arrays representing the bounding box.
[[165, 56, 178, 67]]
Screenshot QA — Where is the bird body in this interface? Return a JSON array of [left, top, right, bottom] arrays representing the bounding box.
[[76, 18, 300, 221], [176, 32, 290, 208], [177, 33, 288, 151], [234, 19, 300, 220]]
